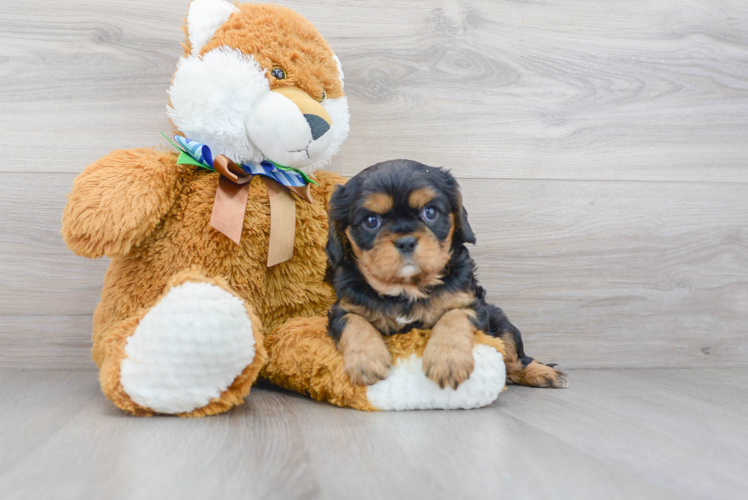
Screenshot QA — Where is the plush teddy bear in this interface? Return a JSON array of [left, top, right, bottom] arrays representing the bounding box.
[[61, 0, 507, 416]]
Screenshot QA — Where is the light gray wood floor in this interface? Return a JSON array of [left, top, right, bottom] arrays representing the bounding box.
[[1, 368, 746, 500]]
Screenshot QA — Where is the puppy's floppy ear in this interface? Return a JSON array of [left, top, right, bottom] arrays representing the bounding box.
[[454, 193, 476, 245], [326, 184, 350, 269], [435, 167, 476, 245]]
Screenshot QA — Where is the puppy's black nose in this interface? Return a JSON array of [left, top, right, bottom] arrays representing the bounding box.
[[304, 114, 330, 140], [394, 236, 418, 254]]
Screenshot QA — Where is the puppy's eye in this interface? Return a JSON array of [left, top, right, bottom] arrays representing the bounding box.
[[319, 89, 327, 102], [271, 67, 286, 80], [421, 206, 439, 222], [363, 215, 381, 230]]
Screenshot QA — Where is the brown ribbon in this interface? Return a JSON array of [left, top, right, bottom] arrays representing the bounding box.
[[213, 154, 254, 184], [209, 154, 312, 267], [210, 175, 251, 245]]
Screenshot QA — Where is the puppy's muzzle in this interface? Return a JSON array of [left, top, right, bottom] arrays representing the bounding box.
[[395, 236, 418, 255]]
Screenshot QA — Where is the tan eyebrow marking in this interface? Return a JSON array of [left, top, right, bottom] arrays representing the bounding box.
[[362, 192, 393, 214], [408, 187, 437, 209]]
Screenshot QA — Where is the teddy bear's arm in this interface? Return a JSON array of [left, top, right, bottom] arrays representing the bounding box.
[[62, 148, 183, 258]]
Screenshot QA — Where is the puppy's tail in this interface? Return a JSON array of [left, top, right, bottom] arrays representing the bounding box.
[[485, 303, 569, 388]]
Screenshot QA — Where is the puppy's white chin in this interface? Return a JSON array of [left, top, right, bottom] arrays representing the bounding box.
[[398, 264, 420, 279]]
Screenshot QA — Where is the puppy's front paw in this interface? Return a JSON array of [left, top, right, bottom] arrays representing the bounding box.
[[423, 341, 475, 390], [344, 342, 392, 386]]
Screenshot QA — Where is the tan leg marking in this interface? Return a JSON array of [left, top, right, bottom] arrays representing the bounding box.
[[339, 314, 392, 386], [503, 336, 568, 388], [422, 309, 476, 389]]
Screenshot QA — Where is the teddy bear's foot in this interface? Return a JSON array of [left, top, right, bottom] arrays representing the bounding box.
[[98, 270, 266, 416]]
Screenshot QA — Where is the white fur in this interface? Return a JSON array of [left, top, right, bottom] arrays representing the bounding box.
[[246, 91, 335, 169], [246, 93, 349, 171], [396, 316, 412, 326], [366, 344, 506, 411], [398, 264, 419, 278], [306, 96, 349, 173], [332, 53, 344, 88], [187, 0, 239, 55], [168, 47, 269, 165], [120, 282, 256, 414], [168, 47, 349, 172]]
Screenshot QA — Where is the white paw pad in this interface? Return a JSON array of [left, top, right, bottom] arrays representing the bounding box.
[[120, 281, 256, 414], [366, 344, 505, 411]]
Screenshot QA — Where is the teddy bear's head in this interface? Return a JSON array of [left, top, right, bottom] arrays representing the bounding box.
[[168, 0, 349, 173]]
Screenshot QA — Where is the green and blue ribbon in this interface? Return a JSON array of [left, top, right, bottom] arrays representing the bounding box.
[[161, 133, 317, 187]]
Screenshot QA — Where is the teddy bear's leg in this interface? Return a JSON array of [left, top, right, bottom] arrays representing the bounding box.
[[263, 317, 507, 411], [96, 269, 266, 417], [262, 316, 376, 411]]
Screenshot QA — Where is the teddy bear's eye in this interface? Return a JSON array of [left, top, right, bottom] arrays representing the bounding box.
[[319, 89, 327, 102], [271, 67, 286, 80]]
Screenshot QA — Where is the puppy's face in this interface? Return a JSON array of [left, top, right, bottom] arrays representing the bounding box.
[[327, 160, 475, 299]]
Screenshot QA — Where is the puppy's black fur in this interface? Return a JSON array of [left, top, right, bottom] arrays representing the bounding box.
[[326, 159, 568, 388]]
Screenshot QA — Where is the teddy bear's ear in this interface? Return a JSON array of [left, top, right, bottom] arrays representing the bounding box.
[[187, 0, 240, 55]]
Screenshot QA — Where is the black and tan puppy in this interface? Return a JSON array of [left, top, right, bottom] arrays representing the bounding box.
[[326, 159, 568, 390]]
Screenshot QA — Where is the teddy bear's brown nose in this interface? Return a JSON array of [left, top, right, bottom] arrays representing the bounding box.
[[304, 114, 330, 140]]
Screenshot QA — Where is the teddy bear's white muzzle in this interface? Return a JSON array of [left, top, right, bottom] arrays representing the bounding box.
[[246, 90, 335, 169]]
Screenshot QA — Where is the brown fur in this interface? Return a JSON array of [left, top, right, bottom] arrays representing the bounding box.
[[62, 145, 345, 413], [262, 316, 375, 411], [408, 187, 436, 209], [63, 3, 361, 416], [89, 165, 342, 365], [362, 192, 393, 214], [346, 225, 452, 300], [62, 148, 184, 258], [196, 4, 344, 102], [502, 336, 569, 388], [422, 309, 477, 389], [338, 314, 392, 385]]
